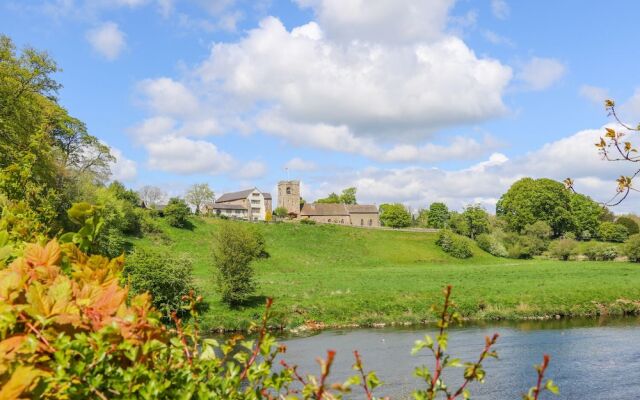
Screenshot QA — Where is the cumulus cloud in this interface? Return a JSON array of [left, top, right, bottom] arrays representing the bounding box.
[[86, 22, 126, 60], [258, 111, 500, 163], [146, 136, 233, 174], [579, 85, 609, 105], [491, 0, 510, 20], [295, 0, 454, 44], [107, 146, 137, 182], [516, 57, 566, 91], [302, 126, 636, 212], [137, 78, 200, 117], [285, 157, 317, 171], [198, 16, 512, 141]]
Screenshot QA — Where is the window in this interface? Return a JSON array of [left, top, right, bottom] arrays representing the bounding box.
[[341, 219, 344, 224], [361, 219, 364, 226], [328, 219, 331, 223], [252, 192, 259, 196], [235, 209, 241, 214], [286, 187, 291, 194], [252, 208, 260, 213], [251, 200, 260, 205], [368, 219, 372, 226]]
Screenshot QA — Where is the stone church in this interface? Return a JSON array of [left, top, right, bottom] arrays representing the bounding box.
[[277, 180, 380, 227]]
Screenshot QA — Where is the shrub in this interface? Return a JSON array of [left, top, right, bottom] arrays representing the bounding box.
[[598, 222, 629, 243], [213, 222, 266, 305], [582, 242, 617, 261], [95, 227, 127, 259], [503, 233, 545, 259], [300, 218, 316, 225], [476, 233, 508, 257], [549, 238, 578, 261], [616, 216, 640, 235], [273, 206, 288, 218], [436, 230, 473, 259], [624, 234, 640, 262], [580, 230, 592, 241], [164, 197, 191, 228], [379, 203, 412, 228], [123, 248, 195, 319]]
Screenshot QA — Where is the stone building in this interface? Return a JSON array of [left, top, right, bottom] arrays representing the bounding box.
[[277, 180, 301, 216], [300, 203, 380, 227], [210, 188, 272, 221]]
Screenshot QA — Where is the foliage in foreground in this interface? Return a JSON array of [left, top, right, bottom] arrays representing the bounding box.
[[0, 236, 558, 398]]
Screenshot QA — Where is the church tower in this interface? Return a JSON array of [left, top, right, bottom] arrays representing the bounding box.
[[278, 180, 301, 216]]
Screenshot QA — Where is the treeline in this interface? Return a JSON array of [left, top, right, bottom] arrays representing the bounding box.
[[377, 178, 639, 262]]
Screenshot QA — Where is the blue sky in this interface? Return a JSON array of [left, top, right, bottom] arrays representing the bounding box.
[[2, 0, 639, 212]]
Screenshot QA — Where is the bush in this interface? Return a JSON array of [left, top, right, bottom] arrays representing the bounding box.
[[300, 218, 316, 225], [476, 233, 508, 257], [616, 217, 640, 235], [549, 238, 578, 261], [598, 222, 629, 243], [95, 227, 127, 259], [503, 233, 545, 259], [379, 203, 412, 228], [624, 234, 640, 262], [213, 222, 266, 305], [436, 230, 473, 259], [164, 197, 191, 228], [273, 206, 288, 218], [123, 248, 195, 319], [583, 242, 618, 261]]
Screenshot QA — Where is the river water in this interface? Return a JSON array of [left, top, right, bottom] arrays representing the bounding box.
[[278, 318, 640, 399]]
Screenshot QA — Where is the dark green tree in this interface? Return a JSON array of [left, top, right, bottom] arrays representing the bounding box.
[[379, 203, 412, 228], [616, 216, 639, 235], [426, 202, 450, 229], [496, 178, 575, 236], [163, 198, 191, 228], [461, 205, 490, 239], [569, 193, 602, 239]]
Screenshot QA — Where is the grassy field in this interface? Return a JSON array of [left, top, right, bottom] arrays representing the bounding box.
[[130, 218, 640, 332]]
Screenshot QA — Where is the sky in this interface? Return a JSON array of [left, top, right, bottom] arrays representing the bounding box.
[[2, 0, 639, 212]]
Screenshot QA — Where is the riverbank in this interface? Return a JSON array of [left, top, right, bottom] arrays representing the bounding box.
[[129, 218, 640, 332]]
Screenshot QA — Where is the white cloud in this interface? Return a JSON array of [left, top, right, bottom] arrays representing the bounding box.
[[285, 157, 317, 171], [137, 78, 199, 117], [483, 30, 514, 47], [86, 22, 126, 61], [199, 16, 512, 141], [108, 147, 138, 182], [146, 136, 233, 174], [619, 87, 640, 121], [258, 111, 500, 163], [301, 126, 637, 212], [295, 0, 454, 44], [516, 57, 566, 91], [579, 85, 609, 105], [237, 161, 267, 179], [491, 0, 510, 20]]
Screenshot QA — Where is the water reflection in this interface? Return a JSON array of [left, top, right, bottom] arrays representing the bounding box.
[[275, 317, 640, 399]]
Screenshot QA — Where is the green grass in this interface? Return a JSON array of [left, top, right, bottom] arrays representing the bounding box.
[[130, 217, 640, 332]]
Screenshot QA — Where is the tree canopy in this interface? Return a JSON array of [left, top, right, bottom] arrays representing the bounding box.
[[316, 187, 357, 204], [185, 183, 214, 214], [379, 203, 412, 228]]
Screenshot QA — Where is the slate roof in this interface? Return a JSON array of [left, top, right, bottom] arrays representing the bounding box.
[[300, 203, 349, 216], [216, 188, 272, 203], [346, 205, 378, 214], [212, 203, 247, 211]]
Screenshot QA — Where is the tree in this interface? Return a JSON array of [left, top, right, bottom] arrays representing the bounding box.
[[108, 181, 141, 206], [316, 187, 357, 204], [185, 183, 214, 214], [570, 193, 602, 239], [615, 216, 639, 235], [549, 238, 578, 261], [0, 35, 113, 232], [426, 202, 450, 229], [273, 206, 288, 218], [139, 185, 165, 207], [379, 203, 411, 228], [212, 222, 265, 305], [496, 178, 575, 236], [460, 205, 490, 239], [164, 198, 191, 228], [598, 222, 628, 243], [624, 234, 640, 262]]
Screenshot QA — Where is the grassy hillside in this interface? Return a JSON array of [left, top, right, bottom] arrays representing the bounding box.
[[130, 218, 640, 332]]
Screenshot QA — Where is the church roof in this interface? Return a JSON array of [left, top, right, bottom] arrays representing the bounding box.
[[300, 203, 379, 216]]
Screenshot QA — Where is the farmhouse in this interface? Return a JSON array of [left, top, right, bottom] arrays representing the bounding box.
[[210, 188, 272, 221]]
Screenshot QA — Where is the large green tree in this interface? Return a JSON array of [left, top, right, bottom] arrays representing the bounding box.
[[570, 193, 602, 239], [379, 203, 412, 228], [496, 178, 575, 236], [316, 187, 357, 204], [460, 205, 490, 239], [426, 202, 450, 229], [185, 183, 215, 214], [0, 35, 112, 231]]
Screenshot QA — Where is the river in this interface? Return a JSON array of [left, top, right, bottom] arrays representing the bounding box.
[[278, 317, 640, 399]]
